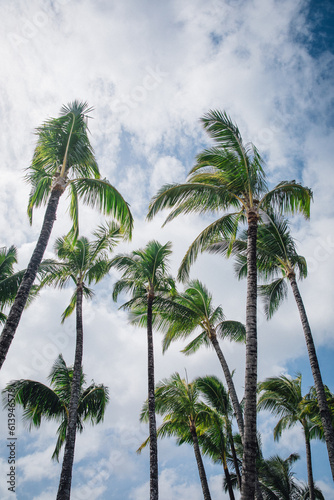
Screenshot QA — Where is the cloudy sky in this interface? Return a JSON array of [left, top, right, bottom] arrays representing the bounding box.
[[0, 0, 333, 498]]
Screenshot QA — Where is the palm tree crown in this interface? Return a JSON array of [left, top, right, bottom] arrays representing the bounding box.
[[156, 279, 245, 440], [147, 110, 311, 282], [41, 221, 122, 321], [257, 373, 316, 499], [26, 101, 133, 239], [2, 354, 109, 461]]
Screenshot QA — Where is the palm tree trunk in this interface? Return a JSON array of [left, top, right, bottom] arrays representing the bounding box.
[[190, 424, 212, 500], [226, 424, 242, 490], [241, 213, 258, 500], [56, 284, 84, 500], [147, 294, 159, 500], [210, 334, 244, 438], [289, 276, 334, 479], [304, 428, 315, 500], [222, 454, 235, 500], [0, 184, 65, 370]]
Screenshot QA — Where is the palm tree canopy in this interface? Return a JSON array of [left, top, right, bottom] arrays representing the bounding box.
[[206, 212, 308, 319], [301, 385, 334, 441], [147, 110, 312, 281], [40, 221, 122, 322], [112, 240, 175, 309], [155, 279, 245, 354], [139, 372, 212, 447], [257, 374, 312, 441], [25, 101, 133, 239], [2, 354, 109, 460]]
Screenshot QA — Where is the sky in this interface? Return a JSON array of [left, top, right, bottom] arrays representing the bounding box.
[[0, 0, 333, 498]]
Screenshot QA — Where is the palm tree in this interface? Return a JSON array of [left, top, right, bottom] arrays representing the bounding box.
[[206, 212, 334, 479], [159, 280, 245, 442], [40, 222, 121, 500], [196, 375, 241, 498], [302, 385, 334, 440], [257, 374, 317, 500], [139, 372, 213, 500], [258, 453, 324, 500], [112, 240, 175, 500], [2, 354, 109, 461], [0, 101, 133, 371], [147, 110, 312, 499], [254, 213, 334, 478]]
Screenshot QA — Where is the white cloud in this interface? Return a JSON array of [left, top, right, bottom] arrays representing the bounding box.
[[0, 0, 333, 497]]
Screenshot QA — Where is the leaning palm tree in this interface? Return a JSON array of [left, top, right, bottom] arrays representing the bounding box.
[[2, 354, 109, 461], [206, 212, 334, 479], [147, 110, 312, 499], [0, 101, 133, 371], [139, 372, 213, 500], [112, 240, 175, 500], [159, 280, 245, 442], [196, 375, 240, 498], [256, 213, 334, 478], [40, 222, 121, 500], [257, 374, 317, 500]]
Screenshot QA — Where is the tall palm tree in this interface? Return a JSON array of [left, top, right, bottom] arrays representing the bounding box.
[[256, 213, 334, 478], [257, 374, 316, 500], [158, 279, 245, 442], [112, 240, 175, 500], [139, 372, 213, 500], [2, 354, 109, 461], [40, 222, 121, 500], [147, 110, 312, 499], [196, 375, 241, 498], [206, 212, 334, 479], [0, 101, 133, 371]]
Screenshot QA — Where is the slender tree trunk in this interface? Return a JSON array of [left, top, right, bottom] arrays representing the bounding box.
[[226, 424, 242, 490], [190, 424, 212, 500], [0, 184, 65, 370], [147, 294, 159, 500], [289, 276, 334, 480], [223, 454, 235, 500], [304, 428, 315, 500], [56, 284, 83, 500], [210, 334, 244, 438], [241, 214, 258, 500]]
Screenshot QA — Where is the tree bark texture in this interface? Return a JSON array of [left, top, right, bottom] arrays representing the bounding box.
[[0, 187, 63, 370], [147, 295, 159, 500], [56, 284, 84, 500], [304, 429, 315, 500], [190, 425, 212, 500], [241, 215, 258, 500], [289, 276, 334, 480]]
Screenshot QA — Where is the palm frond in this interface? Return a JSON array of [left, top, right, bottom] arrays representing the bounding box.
[[71, 178, 133, 238], [258, 279, 288, 319]]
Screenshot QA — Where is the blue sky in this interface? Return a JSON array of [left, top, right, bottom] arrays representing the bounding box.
[[0, 0, 334, 499]]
